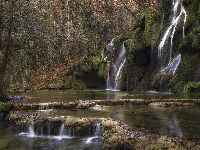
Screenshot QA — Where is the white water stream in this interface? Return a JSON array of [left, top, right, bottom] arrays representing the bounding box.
[[106, 39, 126, 91], [158, 0, 187, 70]]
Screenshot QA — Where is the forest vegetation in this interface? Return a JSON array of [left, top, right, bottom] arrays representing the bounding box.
[[0, 0, 199, 101]]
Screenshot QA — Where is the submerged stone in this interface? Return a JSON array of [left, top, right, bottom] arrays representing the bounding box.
[[9, 95, 27, 101]]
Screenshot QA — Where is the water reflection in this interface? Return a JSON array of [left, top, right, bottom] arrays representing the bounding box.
[[5, 90, 200, 149], [30, 104, 200, 141], [12, 90, 200, 104], [169, 115, 183, 138], [126, 105, 200, 141], [106, 90, 122, 100], [150, 106, 183, 137]]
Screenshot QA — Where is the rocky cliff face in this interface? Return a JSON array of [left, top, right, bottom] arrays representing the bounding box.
[[4, 0, 199, 93], [117, 0, 200, 93]]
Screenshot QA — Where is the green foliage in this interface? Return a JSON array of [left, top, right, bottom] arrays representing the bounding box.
[[98, 60, 107, 78], [170, 54, 200, 93], [66, 56, 107, 79], [151, 23, 164, 46], [139, 8, 155, 44], [0, 102, 13, 113], [188, 0, 200, 13], [179, 28, 200, 53], [156, 1, 172, 25], [185, 14, 196, 30], [102, 130, 111, 146], [78, 83, 87, 90], [184, 1, 200, 28], [66, 57, 92, 76], [115, 33, 127, 47], [129, 27, 142, 50], [184, 82, 200, 94]]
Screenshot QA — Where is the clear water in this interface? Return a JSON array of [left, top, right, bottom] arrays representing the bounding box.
[[2, 90, 200, 149], [12, 90, 199, 103], [0, 121, 103, 150], [30, 104, 200, 141]]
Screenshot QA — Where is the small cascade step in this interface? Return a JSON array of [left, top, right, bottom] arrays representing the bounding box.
[[6, 111, 122, 139]]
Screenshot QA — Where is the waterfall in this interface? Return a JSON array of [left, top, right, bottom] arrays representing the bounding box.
[[158, 0, 187, 69], [86, 123, 102, 144], [105, 38, 126, 91], [94, 123, 101, 136], [57, 123, 73, 140], [21, 123, 72, 140], [115, 58, 126, 88], [156, 0, 187, 93], [59, 124, 65, 137], [166, 54, 181, 75], [28, 126, 35, 137]]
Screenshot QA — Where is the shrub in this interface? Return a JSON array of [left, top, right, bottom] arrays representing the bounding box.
[[0, 102, 13, 120], [0, 102, 13, 113], [184, 82, 200, 94], [78, 83, 87, 90]]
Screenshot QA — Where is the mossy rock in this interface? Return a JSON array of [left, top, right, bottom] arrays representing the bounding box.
[[170, 54, 200, 93], [184, 82, 200, 94], [0, 102, 14, 114], [179, 28, 200, 53]]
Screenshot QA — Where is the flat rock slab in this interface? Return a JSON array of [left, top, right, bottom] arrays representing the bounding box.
[[148, 102, 195, 107]]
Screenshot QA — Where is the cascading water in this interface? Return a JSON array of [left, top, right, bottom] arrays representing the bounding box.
[[157, 0, 187, 92], [104, 38, 126, 91], [86, 122, 102, 144], [158, 0, 187, 70], [20, 123, 72, 140], [58, 123, 65, 139], [38, 103, 53, 111], [166, 54, 181, 76], [28, 126, 35, 138], [94, 123, 101, 136]]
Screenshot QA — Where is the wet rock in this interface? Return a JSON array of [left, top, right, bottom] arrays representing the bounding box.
[[12, 99, 200, 111], [148, 102, 195, 107], [9, 95, 28, 101], [6, 111, 200, 149], [6, 111, 115, 137]]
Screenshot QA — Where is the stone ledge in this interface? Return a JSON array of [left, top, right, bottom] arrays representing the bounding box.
[[6, 111, 200, 149], [12, 99, 200, 110]]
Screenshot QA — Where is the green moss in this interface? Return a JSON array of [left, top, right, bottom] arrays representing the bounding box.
[[115, 33, 127, 47], [102, 130, 111, 148], [179, 28, 200, 53], [98, 60, 107, 78], [151, 23, 164, 46], [185, 14, 196, 29], [0, 102, 13, 113], [66, 55, 105, 77], [184, 82, 200, 94], [188, 0, 200, 13], [171, 81, 184, 93], [78, 83, 87, 90], [171, 54, 200, 93], [129, 27, 143, 50], [139, 8, 155, 44]]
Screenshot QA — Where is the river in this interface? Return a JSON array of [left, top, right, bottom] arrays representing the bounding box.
[[1, 90, 200, 149]]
